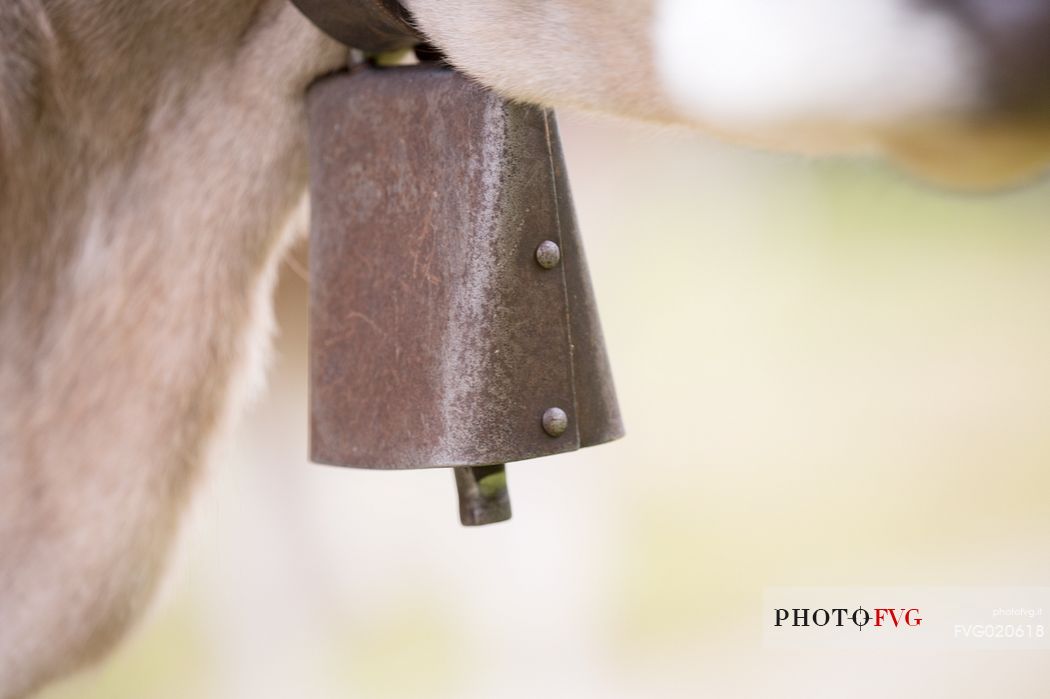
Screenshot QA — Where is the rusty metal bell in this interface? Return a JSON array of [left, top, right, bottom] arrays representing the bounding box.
[[306, 61, 623, 525]]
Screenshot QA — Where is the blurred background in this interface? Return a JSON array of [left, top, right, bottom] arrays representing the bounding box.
[[41, 110, 1050, 698]]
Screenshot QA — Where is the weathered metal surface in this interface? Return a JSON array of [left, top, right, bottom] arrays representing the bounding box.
[[307, 63, 623, 473], [289, 0, 419, 53], [552, 133, 625, 449]]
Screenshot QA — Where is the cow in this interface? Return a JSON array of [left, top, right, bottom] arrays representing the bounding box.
[[1, 1, 1048, 697]]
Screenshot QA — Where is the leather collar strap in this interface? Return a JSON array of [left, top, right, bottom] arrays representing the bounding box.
[[290, 0, 420, 53]]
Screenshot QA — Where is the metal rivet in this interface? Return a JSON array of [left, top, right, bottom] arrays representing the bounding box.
[[535, 240, 561, 269], [542, 407, 568, 437]]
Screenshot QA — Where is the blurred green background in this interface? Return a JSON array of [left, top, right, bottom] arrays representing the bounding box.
[[41, 111, 1050, 698]]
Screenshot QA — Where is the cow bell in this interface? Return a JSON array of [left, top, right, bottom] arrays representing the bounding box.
[[305, 57, 623, 526]]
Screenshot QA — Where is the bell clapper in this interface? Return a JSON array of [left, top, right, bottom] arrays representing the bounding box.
[[454, 465, 512, 526]]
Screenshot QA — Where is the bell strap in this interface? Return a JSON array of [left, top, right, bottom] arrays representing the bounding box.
[[290, 0, 420, 54]]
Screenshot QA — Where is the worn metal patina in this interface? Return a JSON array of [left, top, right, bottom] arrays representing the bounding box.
[[295, 0, 624, 525]]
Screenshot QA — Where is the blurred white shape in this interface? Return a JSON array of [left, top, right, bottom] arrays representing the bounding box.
[[654, 0, 979, 128]]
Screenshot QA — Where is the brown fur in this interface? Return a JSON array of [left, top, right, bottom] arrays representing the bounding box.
[[0, 2, 342, 696]]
